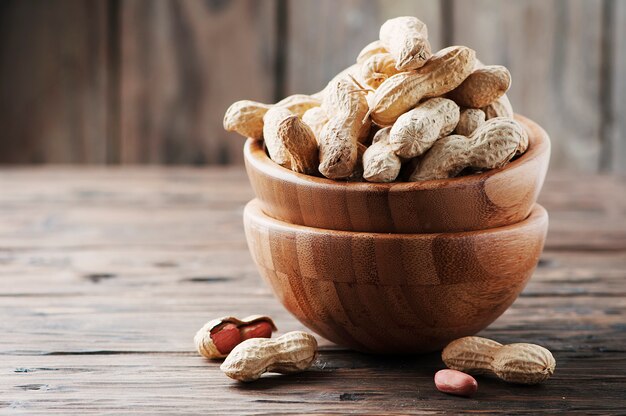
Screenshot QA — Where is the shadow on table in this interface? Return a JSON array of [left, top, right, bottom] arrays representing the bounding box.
[[230, 350, 443, 391]]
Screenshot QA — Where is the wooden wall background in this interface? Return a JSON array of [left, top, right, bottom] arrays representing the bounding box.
[[0, 0, 624, 172]]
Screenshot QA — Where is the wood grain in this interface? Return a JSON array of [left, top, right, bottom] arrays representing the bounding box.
[[609, 0, 626, 173], [451, 0, 604, 172], [245, 114, 549, 233], [0, 1, 625, 171], [0, 167, 624, 413], [244, 199, 548, 353], [119, 0, 277, 165], [0, 0, 110, 163]]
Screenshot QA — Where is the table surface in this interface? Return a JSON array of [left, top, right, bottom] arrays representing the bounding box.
[[0, 167, 624, 415]]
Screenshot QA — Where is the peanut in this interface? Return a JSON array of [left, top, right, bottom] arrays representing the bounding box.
[[409, 117, 523, 181], [389, 98, 460, 159], [318, 76, 369, 178], [361, 53, 399, 89], [491, 343, 556, 384], [302, 107, 329, 144], [368, 46, 476, 126], [194, 315, 277, 359], [434, 369, 478, 397], [379, 16, 431, 71], [263, 107, 295, 168], [224, 95, 320, 140], [363, 127, 401, 182], [316, 63, 364, 101], [209, 323, 241, 356], [345, 142, 368, 182], [481, 93, 527, 154], [455, 108, 486, 136], [356, 40, 388, 64], [276, 114, 319, 175], [447, 65, 511, 108], [311, 89, 325, 101], [275, 94, 322, 115], [220, 331, 317, 382], [442, 336, 556, 385], [223, 100, 270, 140], [442, 336, 502, 375], [371, 126, 388, 144], [240, 321, 273, 341], [517, 122, 530, 155], [482, 93, 514, 119]]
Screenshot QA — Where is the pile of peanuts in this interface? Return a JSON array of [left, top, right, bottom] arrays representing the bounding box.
[[224, 16, 528, 183]]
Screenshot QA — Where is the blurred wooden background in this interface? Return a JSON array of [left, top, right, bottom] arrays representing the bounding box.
[[0, 0, 624, 172]]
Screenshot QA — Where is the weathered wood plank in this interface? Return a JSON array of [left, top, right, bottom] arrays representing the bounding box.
[[1, 351, 624, 414], [0, 0, 622, 174], [119, 0, 276, 165], [610, 0, 626, 172], [0, 0, 110, 163], [0, 168, 624, 250], [537, 173, 626, 250], [451, 0, 605, 172], [286, 0, 442, 95], [0, 246, 624, 411]]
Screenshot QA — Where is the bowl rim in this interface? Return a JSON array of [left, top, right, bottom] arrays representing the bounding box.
[[244, 114, 550, 191], [245, 199, 548, 238]]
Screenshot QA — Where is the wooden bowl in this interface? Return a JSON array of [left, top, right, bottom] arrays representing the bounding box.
[[244, 199, 548, 354], [244, 114, 550, 233]]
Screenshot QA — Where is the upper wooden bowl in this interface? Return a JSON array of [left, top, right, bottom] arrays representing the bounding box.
[[244, 199, 548, 354], [244, 114, 550, 233]]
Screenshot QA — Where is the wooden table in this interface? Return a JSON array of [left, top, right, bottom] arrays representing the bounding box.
[[1, 167, 624, 414]]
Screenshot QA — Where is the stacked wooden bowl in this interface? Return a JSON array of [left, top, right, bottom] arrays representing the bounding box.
[[243, 115, 551, 354]]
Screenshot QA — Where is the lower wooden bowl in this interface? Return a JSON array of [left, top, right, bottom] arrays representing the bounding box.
[[244, 199, 548, 354]]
